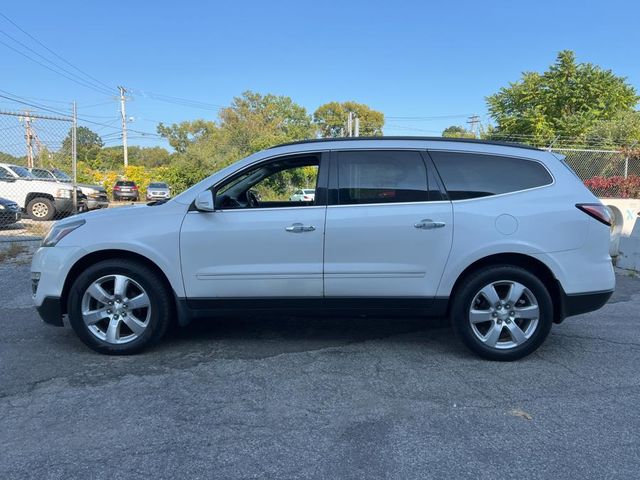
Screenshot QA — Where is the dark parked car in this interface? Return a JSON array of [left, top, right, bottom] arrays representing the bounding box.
[[113, 180, 139, 201], [0, 196, 21, 226]]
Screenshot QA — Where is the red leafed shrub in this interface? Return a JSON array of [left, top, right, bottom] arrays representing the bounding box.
[[584, 176, 640, 198]]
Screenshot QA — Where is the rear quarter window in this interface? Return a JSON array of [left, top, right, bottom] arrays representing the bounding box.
[[430, 151, 553, 200]]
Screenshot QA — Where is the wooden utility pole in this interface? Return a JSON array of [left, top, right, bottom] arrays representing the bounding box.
[[118, 86, 129, 168], [22, 113, 34, 168]]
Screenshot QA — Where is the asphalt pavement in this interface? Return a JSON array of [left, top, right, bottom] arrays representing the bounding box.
[[1, 254, 639, 479]]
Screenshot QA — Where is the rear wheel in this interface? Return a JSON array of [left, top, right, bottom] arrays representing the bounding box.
[[67, 259, 172, 355], [27, 197, 56, 221], [451, 265, 553, 361]]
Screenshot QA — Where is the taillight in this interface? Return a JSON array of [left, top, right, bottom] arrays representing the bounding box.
[[576, 203, 612, 227], [303, 195, 311, 200], [132, 185, 138, 190], [113, 186, 120, 190]]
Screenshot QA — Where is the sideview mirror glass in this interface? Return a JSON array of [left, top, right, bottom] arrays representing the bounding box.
[[195, 190, 215, 212]]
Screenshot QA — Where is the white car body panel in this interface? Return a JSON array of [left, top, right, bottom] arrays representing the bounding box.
[[324, 201, 453, 297], [180, 206, 326, 298]]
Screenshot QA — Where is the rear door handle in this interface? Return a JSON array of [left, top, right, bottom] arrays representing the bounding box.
[[285, 223, 316, 233], [414, 219, 446, 230]]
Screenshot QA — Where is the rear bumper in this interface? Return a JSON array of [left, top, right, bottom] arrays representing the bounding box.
[[114, 190, 138, 199], [35, 296, 64, 326], [560, 289, 614, 320]]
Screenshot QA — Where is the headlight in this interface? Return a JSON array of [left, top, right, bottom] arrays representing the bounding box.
[[42, 219, 86, 247], [56, 188, 72, 199], [0, 204, 5, 210]]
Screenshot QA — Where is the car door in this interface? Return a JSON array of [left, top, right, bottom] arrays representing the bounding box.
[[323, 149, 453, 299], [180, 152, 328, 300]]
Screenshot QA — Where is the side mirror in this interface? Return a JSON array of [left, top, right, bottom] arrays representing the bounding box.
[[195, 190, 215, 212]]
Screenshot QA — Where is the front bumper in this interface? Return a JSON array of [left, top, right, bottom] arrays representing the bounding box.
[[36, 296, 64, 326], [0, 210, 21, 225], [86, 198, 109, 209], [54, 197, 77, 213], [31, 245, 85, 326]]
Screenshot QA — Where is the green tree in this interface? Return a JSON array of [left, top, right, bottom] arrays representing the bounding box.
[[157, 120, 217, 154], [442, 125, 475, 139], [157, 91, 317, 179], [62, 126, 104, 163], [217, 91, 316, 153], [486, 50, 638, 145], [586, 111, 640, 147], [313, 101, 384, 138]]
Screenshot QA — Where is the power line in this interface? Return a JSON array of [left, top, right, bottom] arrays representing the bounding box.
[[0, 37, 113, 96], [130, 88, 226, 111], [0, 29, 113, 96], [0, 12, 115, 93]]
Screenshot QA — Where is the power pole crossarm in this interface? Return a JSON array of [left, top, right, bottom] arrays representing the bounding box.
[[118, 86, 128, 169]]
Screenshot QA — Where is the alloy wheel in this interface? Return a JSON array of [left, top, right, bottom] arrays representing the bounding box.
[[81, 274, 151, 344], [468, 280, 539, 350]]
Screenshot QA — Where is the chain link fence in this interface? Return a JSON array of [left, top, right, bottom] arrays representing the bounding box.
[[550, 148, 640, 198], [0, 109, 80, 239]]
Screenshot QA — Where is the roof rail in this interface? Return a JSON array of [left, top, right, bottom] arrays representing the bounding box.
[[269, 136, 542, 151]]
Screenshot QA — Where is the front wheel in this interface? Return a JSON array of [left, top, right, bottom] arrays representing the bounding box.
[[450, 265, 553, 361], [27, 197, 56, 221], [67, 259, 173, 354]]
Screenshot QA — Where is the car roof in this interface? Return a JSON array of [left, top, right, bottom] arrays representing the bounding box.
[[269, 136, 541, 152]]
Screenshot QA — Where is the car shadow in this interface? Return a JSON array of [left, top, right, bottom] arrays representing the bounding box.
[[159, 314, 459, 359]]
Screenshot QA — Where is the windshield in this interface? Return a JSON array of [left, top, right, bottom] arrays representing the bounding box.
[[148, 182, 167, 188], [303, 189, 315, 194], [52, 169, 72, 181], [30, 169, 55, 179], [9, 165, 33, 178]]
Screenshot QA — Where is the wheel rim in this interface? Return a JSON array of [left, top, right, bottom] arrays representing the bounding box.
[[469, 280, 539, 350], [81, 274, 151, 344], [31, 202, 49, 218]]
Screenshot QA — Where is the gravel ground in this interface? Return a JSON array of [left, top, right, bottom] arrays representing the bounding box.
[[0, 254, 639, 479]]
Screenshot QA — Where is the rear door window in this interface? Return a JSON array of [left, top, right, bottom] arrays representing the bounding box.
[[336, 150, 431, 205], [429, 151, 553, 200]]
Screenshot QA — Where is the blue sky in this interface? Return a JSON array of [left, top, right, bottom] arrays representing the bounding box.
[[1, 0, 639, 149]]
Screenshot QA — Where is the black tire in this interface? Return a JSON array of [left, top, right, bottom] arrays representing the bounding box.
[[27, 197, 56, 221], [450, 265, 553, 361], [67, 259, 173, 355]]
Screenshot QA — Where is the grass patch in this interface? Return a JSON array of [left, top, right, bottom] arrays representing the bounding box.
[[25, 222, 50, 238], [0, 243, 28, 263]]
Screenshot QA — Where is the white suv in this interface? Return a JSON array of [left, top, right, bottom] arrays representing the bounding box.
[[31, 138, 615, 360]]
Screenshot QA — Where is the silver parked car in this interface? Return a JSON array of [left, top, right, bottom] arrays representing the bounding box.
[[146, 182, 171, 201]]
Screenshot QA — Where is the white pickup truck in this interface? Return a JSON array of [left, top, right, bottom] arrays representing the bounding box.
[[0, 162, 82, 221]]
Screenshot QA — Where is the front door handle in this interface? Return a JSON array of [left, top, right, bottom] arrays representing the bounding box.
[[285, 223, 316, 233], [414, 219, 446, 230]]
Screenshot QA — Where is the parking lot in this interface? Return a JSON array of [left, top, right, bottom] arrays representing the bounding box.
[[1, 249, 639, 479]]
